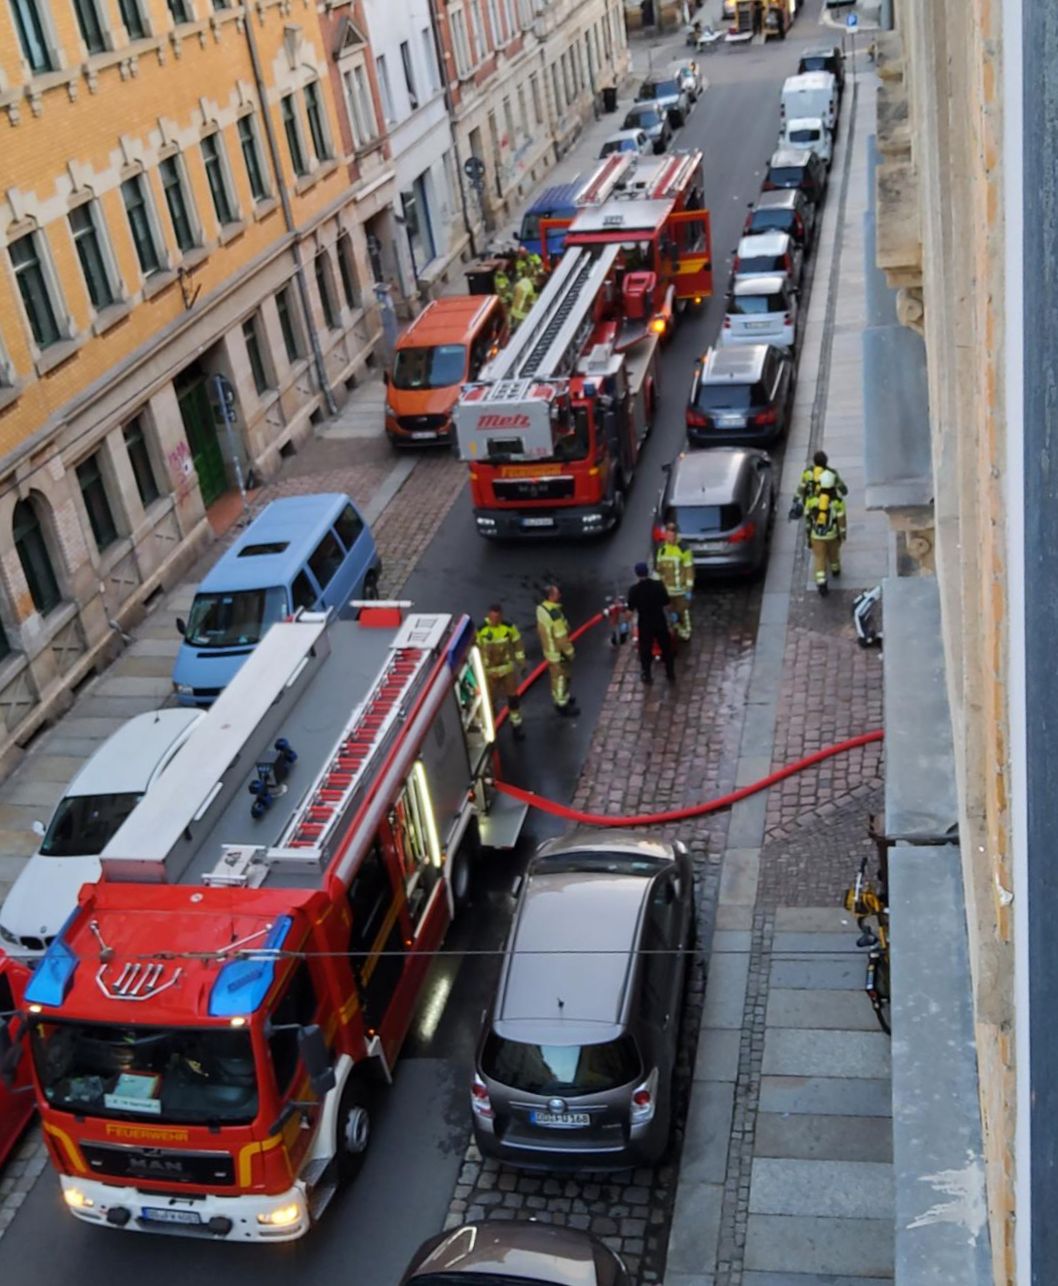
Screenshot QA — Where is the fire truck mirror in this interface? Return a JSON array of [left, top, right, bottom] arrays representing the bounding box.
[[298, 1024, 336, 1096], [0, 1021, 24, 1087]]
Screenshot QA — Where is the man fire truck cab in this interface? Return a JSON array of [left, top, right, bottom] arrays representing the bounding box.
[[19, 604, 524, 1240]]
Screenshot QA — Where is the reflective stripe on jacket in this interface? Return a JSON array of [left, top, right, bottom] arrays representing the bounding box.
[[476, 622, 526, 677], [655, 541, 694, 594], [536, 601, 573, 662], [805, 496, 847, 541]]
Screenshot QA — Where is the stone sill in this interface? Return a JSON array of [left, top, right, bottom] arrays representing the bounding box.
[[217, 220, 246, 246], [0, 382, 24, 413], [875, 159, 922, 275], [252, 197, 278, 223], [142, 268, 178, 300], [91, 300, 133, 336], [34, 336, 84, 376]]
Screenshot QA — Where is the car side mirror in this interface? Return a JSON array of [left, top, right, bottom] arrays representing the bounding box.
[[176, 617, 186, 636], [298, 1025, 336, 1097], [661, 462, 672, 474], [31, 819, 45, 838]]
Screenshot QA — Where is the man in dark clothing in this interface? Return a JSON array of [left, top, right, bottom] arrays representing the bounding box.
[[626, 562, 675, 684]]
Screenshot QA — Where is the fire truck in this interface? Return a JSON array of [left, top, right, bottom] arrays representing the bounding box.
[[16, 604, 523, 1239], [0, 950, 33, 1166], [454, 238, 662, 538]]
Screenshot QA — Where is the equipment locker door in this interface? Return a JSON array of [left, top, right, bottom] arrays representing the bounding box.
[[346, 842, 406, 1030], [666, 210, 713, 302]]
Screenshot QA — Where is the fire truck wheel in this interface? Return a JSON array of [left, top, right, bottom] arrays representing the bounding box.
[[450, 817, 480, 909], [336, 1081, 373, 1181], [610, 488, 626, 529]]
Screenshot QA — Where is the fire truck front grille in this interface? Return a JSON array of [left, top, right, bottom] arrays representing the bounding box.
[[82, 1142, 236, 1186], [493, 477, 575, 502], [396, 414, 448, 432]]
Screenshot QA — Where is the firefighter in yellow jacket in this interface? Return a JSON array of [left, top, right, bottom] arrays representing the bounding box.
[[536, 584, 579, 716], [476, 604, 527, 741], [655, 521, 695, 640], [805, 473, 847, 596]]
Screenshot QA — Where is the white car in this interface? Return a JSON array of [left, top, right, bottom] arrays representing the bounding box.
[[598, 128, 652, 158], [780, 116, 834, 167], [720, 274, 799, 349], [667, 58, 704, 102], [734, 231, 804, 287], [0, 708, 202, 956]]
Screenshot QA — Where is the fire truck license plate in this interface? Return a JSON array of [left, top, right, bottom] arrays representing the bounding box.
[[522, 517, 554, 528], [411, 431, 437, 440], [531, 1110, 590, 1127], [141, 1207, 202, 1225]]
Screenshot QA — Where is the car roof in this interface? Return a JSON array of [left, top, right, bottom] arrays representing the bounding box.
[[738, 231, 791, 257], [785, 117, 826, 131], [802, 45, 841, 59], [668, 448, 765, 507], [197, 493, 358, 594], [754, 189, 802, 211], [769, 147, 813, 167], [640, 76, 679, 90], [400, 295, 498, 347], [525, 180, 582, 214], [784, 70, 836, 91], [625, 102, 663, 117], [406, 1220, 601, 1284], [65, 708, 203, 798], [732, 273, 789, 295], [605, 129, 644, 143], [702, 344, 769, 383]]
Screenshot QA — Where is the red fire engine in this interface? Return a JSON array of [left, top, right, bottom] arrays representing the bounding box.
[[454, 239, 662, 538], [17, 605, 523, 1240], [0, 950, 33, 1165]]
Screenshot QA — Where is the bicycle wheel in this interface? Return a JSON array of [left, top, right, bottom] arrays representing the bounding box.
[[867, 950, 891, 1035]]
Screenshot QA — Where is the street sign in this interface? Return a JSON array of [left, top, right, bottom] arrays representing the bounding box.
[[846, 11, 858, 28], [463, 156, 486, 180]]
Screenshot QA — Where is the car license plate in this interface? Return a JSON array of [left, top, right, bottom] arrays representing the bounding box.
[[522, 517, 555, 529], [697, 541, 730, 554], [411, 431, 437, 440], [745, 321, 772, 331], [141, 1207, 202, 1225], [530, 1110, 591, 1127], [714, 414, 744, 428]]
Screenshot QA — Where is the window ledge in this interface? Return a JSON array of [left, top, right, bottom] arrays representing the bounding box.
[[142, 268, 178, 300], [91, 300, 133, 336], [294, 171, 320, 195], [217, 220, 246, 245], [97, 533, 134, 575], [35, 336, 84, 377], [0, 382, 24, 413], [180, 247, 210, 270], [22, 68, 79, 97], [352, 138, 385, 161], [252, 197, 278, 222]]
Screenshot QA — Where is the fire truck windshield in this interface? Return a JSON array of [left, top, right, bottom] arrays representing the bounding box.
[[553, 406, 591, 463], [31, 1020, 259, 1125], [392, 344, 467, 390]]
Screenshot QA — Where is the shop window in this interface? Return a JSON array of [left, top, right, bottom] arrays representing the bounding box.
[[13, 497, 60, 616]]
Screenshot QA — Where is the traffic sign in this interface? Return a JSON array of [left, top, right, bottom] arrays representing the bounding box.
[[846, 11, 858, 28], [464, 156, 486, 180]]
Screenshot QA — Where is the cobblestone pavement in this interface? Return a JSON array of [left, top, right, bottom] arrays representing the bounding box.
[[444, 581, 763, 1282]]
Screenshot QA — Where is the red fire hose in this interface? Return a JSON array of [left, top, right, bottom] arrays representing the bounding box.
[[492, 611, 884, 828]]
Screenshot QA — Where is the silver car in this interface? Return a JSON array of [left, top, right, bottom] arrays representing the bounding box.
[[655, 447, 775, 576], [635, 75, 691, 127], [734, 231, 804, 286], [471, 831, 694, 1170], [721, 273, 799, 348], [667, 58, 704, 102]]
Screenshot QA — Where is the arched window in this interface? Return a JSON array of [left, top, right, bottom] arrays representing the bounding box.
[[13, 497, 60, 616]]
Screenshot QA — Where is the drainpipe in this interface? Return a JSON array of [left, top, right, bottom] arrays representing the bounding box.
[[426, 0, 478, 257], [243, 8, 338, 417]]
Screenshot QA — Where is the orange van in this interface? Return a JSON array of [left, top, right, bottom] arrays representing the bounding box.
[[384, 295, 507, 447]]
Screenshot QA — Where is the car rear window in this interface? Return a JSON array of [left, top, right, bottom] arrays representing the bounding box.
[[738, 254, 782, 275], [672, 504, 743, 535], [483, 1033, 641, 1095], [749, 210, 795, 235], [789, 128, 821, 144], [767, 166, 807, 188], [696, 381, 766, 410], [731, 292, 787, 315]]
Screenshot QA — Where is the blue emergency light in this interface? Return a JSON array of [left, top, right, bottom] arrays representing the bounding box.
[[24, 910, 81, 1008], [208, 915, 294, 1017]]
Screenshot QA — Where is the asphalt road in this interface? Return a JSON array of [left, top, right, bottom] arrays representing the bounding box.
[[0, 11, 835, 1282]]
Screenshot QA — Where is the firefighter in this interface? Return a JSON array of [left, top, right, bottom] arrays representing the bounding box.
[[655, 521, 695, 641], [510, 267, 537, 330], [493, 267, 513, 311], [536, 584, 579, 716], [476, 604, 527, 741], [522, 248, 544, 286], [793, 450, 848, 510], [805, 473, 847, 596]]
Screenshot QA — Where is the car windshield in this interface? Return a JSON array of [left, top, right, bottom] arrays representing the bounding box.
[[768, 166, 807, 187], [625, 108, 660, 129], [750, 210, 795, 235], [802, 56, 830, 71], [392, 344, 467, 390], [696, 383, 757, 410], [601, 139, 636, 155], [671, 503, 743, 535], [552, 406, 591, 463], [483, 1033, 641, 1095], [789, 129, 821, 144], [519, 212, 541, 241], [184, 586, 288, 648], [639, 79, 679, 99], [39, 792, 143, 858], [738, 254, 783, 274], [31, 1021, 259, 1124]]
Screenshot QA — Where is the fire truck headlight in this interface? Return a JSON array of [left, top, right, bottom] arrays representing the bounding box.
[[582, 514, 604, 528], [650, 317, 667, 335], [257, 1202, 301, 1228], [63, 1187, 94, 1210], [476, 516, 496, 529]]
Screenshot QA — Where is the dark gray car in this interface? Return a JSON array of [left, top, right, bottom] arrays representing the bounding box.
[[622, 103, 673, 154], [744, 188, 816, 251], [686, 344, 795, 446], [471, 831, 693, 1170], [401, 1219, 631, 1285], [655, 447, 775, 576]]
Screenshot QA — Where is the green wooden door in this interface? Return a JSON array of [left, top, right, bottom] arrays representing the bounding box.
[[177, 375, 227, 506]]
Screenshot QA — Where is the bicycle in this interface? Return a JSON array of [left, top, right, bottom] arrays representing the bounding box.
[[842, 848, 890, 1035]]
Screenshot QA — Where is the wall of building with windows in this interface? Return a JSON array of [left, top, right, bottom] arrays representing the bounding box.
[[0, 0, 385, 768]]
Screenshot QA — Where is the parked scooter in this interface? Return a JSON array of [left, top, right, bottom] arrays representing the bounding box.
[[852, 585, 883, 648]]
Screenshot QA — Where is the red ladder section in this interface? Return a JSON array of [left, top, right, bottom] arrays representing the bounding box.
[[283, 646, 426, 851], [648, 152, 700, 201], [575, 153, 636, 205]]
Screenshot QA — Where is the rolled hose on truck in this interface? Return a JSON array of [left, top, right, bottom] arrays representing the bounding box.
[[493, 610, 885, 827]]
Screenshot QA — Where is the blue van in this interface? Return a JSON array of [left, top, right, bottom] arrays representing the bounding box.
[[172, 493, 381, 706], [517, 179, 582, 258]]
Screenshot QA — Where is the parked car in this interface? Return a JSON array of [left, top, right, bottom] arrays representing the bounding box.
[[622, 103, 674, 154], [655, 448, 775, 576], [799, 45, 845, 96], [780, 71, 838, 129], [636, 76, 691, 127], [721, 274, 799, 349], [599, 129, 651, 158], [667, 57, 704, 102], [733, 231, 804, 286], [400, 1220, 632, 1286], [686, 344, 795, 446], [744, 188, 816, 251], [172, 493, 381, 705], [0, 708, 202, 956], [763, 146, 827, 206], [780, 116, 833, 167], [471, 830, 694, 1170]]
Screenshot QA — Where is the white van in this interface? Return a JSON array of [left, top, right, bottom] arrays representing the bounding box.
[[0, 708, 201, 956], [780, 116, 833, 167], [780, 72, 838, 130]]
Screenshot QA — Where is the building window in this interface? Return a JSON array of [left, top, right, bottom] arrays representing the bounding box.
[[201, 133, 237, 227], [211, 0, 228, 8], [77, 451, 118, 552], [9, 232, 62, 349], [281, 95, 309, 177], [529, 71, 543, 125], [72, 0, 106, 53], [123, 417, 159, 507], [121, 175, 163, 276], [159, 156, 197, 253], [399, 41, 418, 110], [314, 252, 339, 329], [13, 498, 60, 616], [516, 84, 527, 140], [487, 0, 501, 45], [166, 0, 191, 22], [275, 285, 302, 362], [241, 313, 270, 395], [517, 0, 531, 27], [0, 619, 11, 662], [502, 0, 515, 38], [117, 0, 145, 39], [551, 62, 562, 114], [401, 174, 435, 276], [237, 113, 269, 203], [450, 8, 471, 78], [469, 0, 486, 60], [10, 0, 52, 71], [375, 55, 395, 123], [303, 81, 331, 162], [343, 65, 377, 149], [69, 203, 117, 312], [420, 28, 438, 95], [503, 95, 515, 148], [336, 233, 359, 311]]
